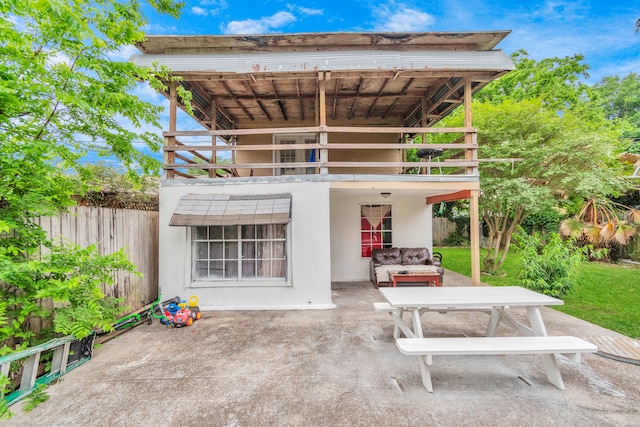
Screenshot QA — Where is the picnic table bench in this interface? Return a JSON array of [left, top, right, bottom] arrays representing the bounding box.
[[376, 286, 599, 392], [396, 336, 597, 392]]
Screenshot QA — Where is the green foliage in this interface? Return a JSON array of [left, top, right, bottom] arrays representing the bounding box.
[[0, 372, 10, 419], [476, 50, 594, 113], [521, 208, 563, 234], [0, 0, 183, 354], [78, 164, 159, 208], [442, 233, 469, 247], [22, 384, 49, 413], [593, 73, 640, 146], [440, 52, 630, 274], [0, 242, 137, 344], [514, 230, 586, 297]]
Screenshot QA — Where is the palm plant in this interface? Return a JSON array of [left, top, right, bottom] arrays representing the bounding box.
[[560, 198, 640, 248]]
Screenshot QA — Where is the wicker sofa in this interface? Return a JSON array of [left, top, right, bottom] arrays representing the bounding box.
[[369, 247, 443, 288]]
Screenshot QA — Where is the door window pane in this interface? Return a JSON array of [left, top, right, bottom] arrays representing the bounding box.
[[360, 204, 392, 258]]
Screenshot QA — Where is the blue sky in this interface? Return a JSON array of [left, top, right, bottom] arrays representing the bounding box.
[[101, 1, 640, 169]]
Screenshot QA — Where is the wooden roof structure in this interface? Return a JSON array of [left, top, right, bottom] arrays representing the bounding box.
[[133, 31, 514, 132]]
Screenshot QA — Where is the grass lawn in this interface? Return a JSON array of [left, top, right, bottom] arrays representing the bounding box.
[[435, 247, 640, 339]]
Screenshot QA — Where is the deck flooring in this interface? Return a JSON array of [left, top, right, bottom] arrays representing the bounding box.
[[587, 335, 640, 365]]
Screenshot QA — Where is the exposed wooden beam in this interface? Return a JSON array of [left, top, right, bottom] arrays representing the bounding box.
[[347, 77, 363, 119], [221, 81, 254, 121], [270, 80, 288, 121], [163, 142, 476, 152], [163, 125, 476, 137], [425, 79, 464, 116], [365, 78, 390, 119], [176, 70, 501, 82], [425, 190, 471, 205], [247, 81, 272, 121], [205, 90, 444, 102], [165, 160, 477, 170], [331, 78, 339, 120], [296, 79, 304, 120]]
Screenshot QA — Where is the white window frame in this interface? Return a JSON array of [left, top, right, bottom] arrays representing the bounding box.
[[360, 203, 393, 258], [187, 224, 292, 288], [273, 133, 316, 175]]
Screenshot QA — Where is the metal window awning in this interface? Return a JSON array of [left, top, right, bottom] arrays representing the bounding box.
[[169, 193, 292, 226]]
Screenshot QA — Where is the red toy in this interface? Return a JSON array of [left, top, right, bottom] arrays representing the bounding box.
[[171, 296, 201, 327]]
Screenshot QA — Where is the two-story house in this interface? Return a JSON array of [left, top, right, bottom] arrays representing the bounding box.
[[131, 31, 515, 309]]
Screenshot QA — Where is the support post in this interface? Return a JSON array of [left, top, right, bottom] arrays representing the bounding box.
[[318, 72, 328, 175], [421, 96, 428, 174], [470, 189, 481, 286], [463, 77, 476, 175], [209, 99, 217, 178], [464, 77, 481, 285], [168, 81, 177, 179]]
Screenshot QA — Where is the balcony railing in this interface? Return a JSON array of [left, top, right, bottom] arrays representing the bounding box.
[[162, 126, 478, 179]]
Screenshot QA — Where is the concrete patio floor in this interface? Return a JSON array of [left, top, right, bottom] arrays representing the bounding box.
[[3, 270, 639, 426]]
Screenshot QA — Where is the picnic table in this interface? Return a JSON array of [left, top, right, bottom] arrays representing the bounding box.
[[376, 286, 597, 391], [378, 286, 563, 339]]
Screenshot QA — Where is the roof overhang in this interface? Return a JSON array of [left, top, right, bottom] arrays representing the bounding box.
[[130, 50, 514, 74], [133, 31, 515, 129], [170, 193, 292, 226]]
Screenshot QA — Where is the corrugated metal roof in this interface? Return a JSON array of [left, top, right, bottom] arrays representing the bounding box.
[[131, 50, 514, 74], [136, 31, 512, 54], [170, 193, 292, 226]]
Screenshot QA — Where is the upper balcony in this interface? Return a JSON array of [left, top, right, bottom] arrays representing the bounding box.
[[162, 125, 479, 180], [131, 32, 515, 181]]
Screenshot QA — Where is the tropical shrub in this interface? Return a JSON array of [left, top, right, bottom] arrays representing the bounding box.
[[514, 230, 587, 297]]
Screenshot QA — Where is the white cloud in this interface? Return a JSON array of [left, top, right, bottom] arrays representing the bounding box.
[[191, 2, 225, 17], [199, 0, 227, 6], [536, 1, 588, 22], [287, 4, 323, 16], [108, 45, 141, 61], [143, 23, 179, 34], [131, 82, 168, 107], [47, 51, 72, 66], [192, 6, 208, 16], [221, 11, 297, 34], [372, 2, 435, 32]]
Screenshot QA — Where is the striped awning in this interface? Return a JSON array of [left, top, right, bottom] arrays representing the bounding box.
[[169, 193, 291, 226]]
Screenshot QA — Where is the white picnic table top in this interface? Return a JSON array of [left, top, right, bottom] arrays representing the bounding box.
[[379, 286, 563, 310], [378, 286, 564, 340]]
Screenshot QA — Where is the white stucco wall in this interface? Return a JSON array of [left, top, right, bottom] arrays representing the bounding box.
[[159, 180, 334, 310], [329, 192, 433, 282]]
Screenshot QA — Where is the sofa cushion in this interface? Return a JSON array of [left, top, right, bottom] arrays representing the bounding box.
[[400, 247, 430, 265], [371, 247, 401, 265], [374, 264, 401, 284]]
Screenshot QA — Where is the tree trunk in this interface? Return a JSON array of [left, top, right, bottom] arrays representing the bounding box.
[[492, 207, 526, 273], [483, 212, 507, 273]]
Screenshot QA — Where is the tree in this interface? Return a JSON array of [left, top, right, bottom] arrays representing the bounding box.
[[439, 52, 630, 273], [0, 0, 188, 351], [592, 73, 640, 153], [474, 50, 594, 113], [478, 100, 626, 272]]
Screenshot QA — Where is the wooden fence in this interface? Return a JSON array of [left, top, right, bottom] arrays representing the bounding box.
[[432, 218, 457, 245], [38, 206, 159, 311]]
